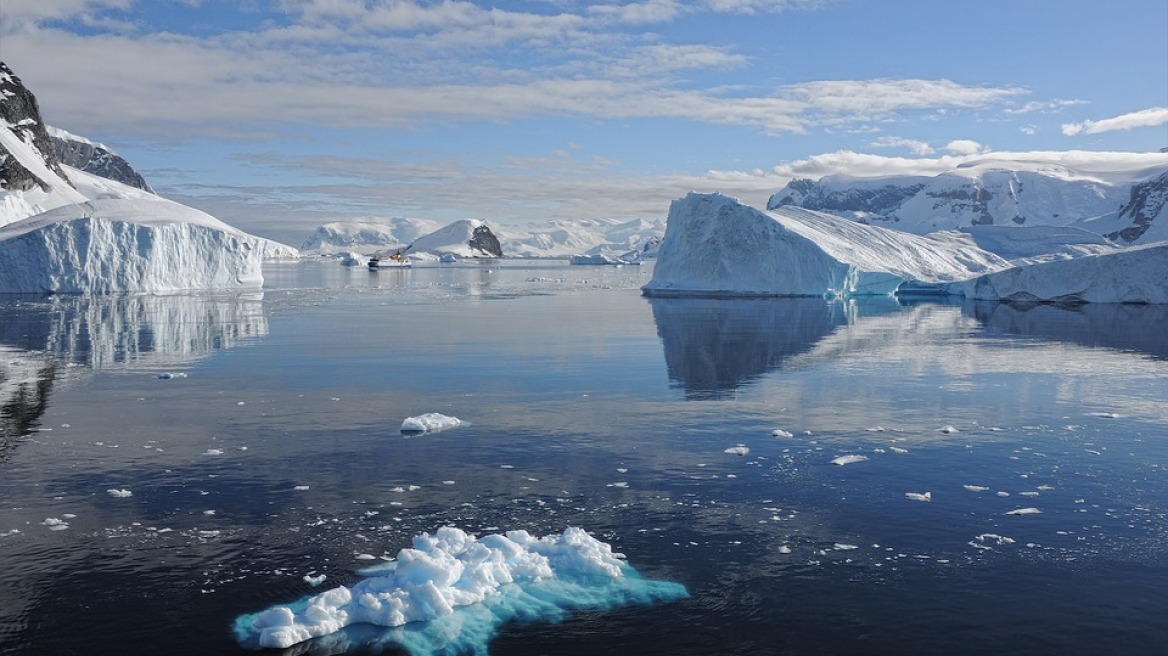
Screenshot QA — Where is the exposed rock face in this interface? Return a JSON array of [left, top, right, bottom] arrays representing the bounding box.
[[1106, 171, 1168, 244], [770, 177, 926, 216], [49, 127, 154, 193], [0, 62, 74, 193], [469, 224, 503, 257]]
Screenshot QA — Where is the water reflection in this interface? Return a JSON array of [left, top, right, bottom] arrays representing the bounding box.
[[966, 300, 1168, 360], [0, 293, 268, 457], [0, 293, 268, 370], [648, 297, 901, 399]]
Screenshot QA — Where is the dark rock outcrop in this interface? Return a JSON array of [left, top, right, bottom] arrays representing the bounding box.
[[1106, 170, 1168, 244], [469, 224, 503, 257], [0, 61, 73, 193], [50, 129, 154, 192]]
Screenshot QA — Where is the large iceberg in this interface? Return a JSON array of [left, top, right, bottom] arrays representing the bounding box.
[[643, 193, 1008, 298], [234, 526, 687, 652], [0, 198, 269, 293]]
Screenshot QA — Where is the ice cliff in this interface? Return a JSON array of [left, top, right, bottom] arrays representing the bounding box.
[[0, 199, 267, 293]]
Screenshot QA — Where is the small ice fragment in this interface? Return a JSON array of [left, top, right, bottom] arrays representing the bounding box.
[[831, 455, 868, 466], [617, 468, 628, 473], [400, 413, 463, 434], [1089, 412, 1119, 419], [725, 446, 750, 456], [938, 425, 959, 434], [772, 429, 794, 438], [303, 573, 327, 586], [294, 485, 310, 491], [204, 449, 223, 456], [442, 480, 455, 486], [107, 488, 132, 498], [42, 518, 69, 531], [963, 485, 989, 492], [834, 543, 859, 551], [778, 545, 792, 554], [866, 426, 885, 432], [996, 491, 1010, 497], [889, 446, 908, 454], [1005, 507, 1042, 516], [905, 491, 932, 502], [609, 482, 629, 488]]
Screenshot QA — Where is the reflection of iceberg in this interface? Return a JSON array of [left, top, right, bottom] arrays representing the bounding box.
[[966, 301, 1168, 360], [0, 293, 267, 370], [649, 297, 900, 399]]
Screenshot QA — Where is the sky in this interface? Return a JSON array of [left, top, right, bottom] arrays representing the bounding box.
[[1, 0, 1166, 245]]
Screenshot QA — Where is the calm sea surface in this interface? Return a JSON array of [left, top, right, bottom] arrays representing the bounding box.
[[3, 259, 1168, 655]]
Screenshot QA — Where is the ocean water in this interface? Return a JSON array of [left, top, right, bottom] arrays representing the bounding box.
[[3, 259, 1168, 655]]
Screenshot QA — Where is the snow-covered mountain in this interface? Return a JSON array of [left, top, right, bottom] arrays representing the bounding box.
[[300, 217, 442, 253], [300, 215, 666, 259], [48, 126, 154, 193], [767, 158, 1167, 235], [0, 61, 295, 293], [1072, 170, 1168, 246]]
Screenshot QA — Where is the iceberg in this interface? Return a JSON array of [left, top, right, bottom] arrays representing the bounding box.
[[233, 527, 688, 652], [960, 241, 1168, 304], [400, 413, 463, 434], [643, 193, 1008, 298], [0, 198, 274, 293]]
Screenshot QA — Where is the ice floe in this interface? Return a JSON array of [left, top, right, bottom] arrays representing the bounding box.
[[400, 413, 463, 434], [233, 527, 688, 650], [831, 455, 869, 466]]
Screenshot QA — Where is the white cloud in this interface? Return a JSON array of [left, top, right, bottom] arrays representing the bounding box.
[[1061, 107, 1168, 136], [943, 139, 988, 155], [869, 137, 934, 155]]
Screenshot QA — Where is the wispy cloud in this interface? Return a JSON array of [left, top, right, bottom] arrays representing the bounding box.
[[869, 137, 934, 155], [1062, 107, 1168, 136]]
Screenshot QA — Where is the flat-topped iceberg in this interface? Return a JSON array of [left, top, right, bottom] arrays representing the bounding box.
[[961, 241, 1168, 304], [643, 193, 1008, 298], [0, 198, 271, 294], [234, 526, 688, 652]]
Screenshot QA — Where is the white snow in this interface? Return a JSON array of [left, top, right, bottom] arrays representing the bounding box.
[[400, 413, 463, 434], [234, 526, 688, 650]]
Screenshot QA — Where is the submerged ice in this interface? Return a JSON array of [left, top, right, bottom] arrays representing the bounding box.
[[234, 526, 688, 651]]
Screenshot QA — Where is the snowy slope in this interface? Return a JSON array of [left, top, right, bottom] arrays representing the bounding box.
[[768, 155, 1168, 236], [643, 193, 1009, 297], [407, 219, 502, 257], [1074, 170, 1168, 246], [48, 126, 154, 193], [300, 217, 442, 253]]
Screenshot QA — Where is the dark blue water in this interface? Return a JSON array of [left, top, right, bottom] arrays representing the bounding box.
[[3, 260, 1168, 655]]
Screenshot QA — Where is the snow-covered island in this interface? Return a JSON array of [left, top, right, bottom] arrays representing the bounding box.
[[0, 62, 295, 294]]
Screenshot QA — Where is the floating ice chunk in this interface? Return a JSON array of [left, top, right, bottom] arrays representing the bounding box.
[[963, 485, 989, 492], [294, 485, 310, 491], [304, 573, 327, 586], [889, 446, 908, 454], [938, 425, 959, 434], [42, 518, 69, 531], [724, 446, 750, 456], [234, 527, 688, 651], [107, 488, 133, 498], [905, 492, 932, 502], [400, 413, 463, 434], [833, 543, 859, 551], [866, 426, 885, 432], [1089, 412, 1120, 419], [1005, 507, 1042, 516], [831, 455, 868, 466], [204, 449, 223, 456], [156, 372, 188, 380], [771, 429, 794, 438]]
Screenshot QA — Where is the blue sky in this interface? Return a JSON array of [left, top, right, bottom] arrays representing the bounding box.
[[2, 0, 1166, 243]]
